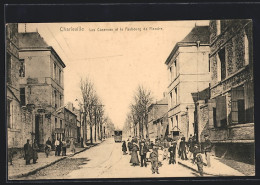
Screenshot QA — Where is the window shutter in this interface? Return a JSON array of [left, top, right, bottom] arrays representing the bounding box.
[[244, 80, 254, 123], [231, 86, 244, 124], [216, 95, 227, 127]]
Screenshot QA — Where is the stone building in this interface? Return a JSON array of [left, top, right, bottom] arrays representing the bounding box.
[[147, 96, 168, 140], [18, 32, 66, 147], [165, 26, 210, 140], [204, 19, 254, 163]]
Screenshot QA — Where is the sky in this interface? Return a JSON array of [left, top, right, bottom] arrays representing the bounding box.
[[18, 20, 209, 130]]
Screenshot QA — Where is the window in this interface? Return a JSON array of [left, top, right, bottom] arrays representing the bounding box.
[[244, 32, 249, 66], [20, 88, 26, 106], [60, 120, 62, 128], [169, 66, 172, 82], [217, 48, 226, 81], [54, 90, 57, 108], [176, 115, 178, 128], [7, 53, 11, 83], [214, 95, 227, 128], [7, 100, 11, 128], [171, 117, 173, 128], [54, 63, 56, 79], [231, 85, 245, 124], [59, 69, 61, 84], [175, 88, 178, 105], [55, 118, 57, 128], [60, 95, 62, 106], [170, 92, 172, 108], [216, 20, 221, 35], [209, 54, 211, 72], [19, 59, 25, 77], [174, 60, 177, 78]]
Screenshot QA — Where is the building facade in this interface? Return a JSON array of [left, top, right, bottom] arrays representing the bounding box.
[[147, 96, 168, 140], [165, 26, 210, 140], [205, 20, 254, 163], [18, 32, 66, 147]]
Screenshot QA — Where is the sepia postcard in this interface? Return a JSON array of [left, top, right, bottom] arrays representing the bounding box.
[[6, 20, 255, 180]]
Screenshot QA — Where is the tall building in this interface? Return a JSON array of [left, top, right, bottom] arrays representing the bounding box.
[[165, 26, 210, 140], [207, 20, 254, 162], [18, 32, 66, 146]]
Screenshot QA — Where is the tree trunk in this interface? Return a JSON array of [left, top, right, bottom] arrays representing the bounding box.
[[94, 122, 97, 142], [100, 123, 103, 141], [145, 114, 149, 139]]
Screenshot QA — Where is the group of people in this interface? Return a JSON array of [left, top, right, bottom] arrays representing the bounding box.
[[121, 134, 212, 176], [22, 137, 77, 165]]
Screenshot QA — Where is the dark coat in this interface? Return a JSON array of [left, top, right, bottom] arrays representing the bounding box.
[[203, 139, 212, 152], [122, 142, 127, 152], [179, 141, 186, 151], [24, 143, 33, 161], [130, 144, 139, 164], [168, 145, 176, 156], [32, 143, 39, 160], [127, 141, 133, 151], [139, 144, 149, 155]]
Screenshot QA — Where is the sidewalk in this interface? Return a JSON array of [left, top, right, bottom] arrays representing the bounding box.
[[8, 140, 104, 180], [177, 154, 244, 176]]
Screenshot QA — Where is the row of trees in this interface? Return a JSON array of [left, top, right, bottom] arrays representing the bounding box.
[[79, 77, 110, 145], [124, 85, 153, 139]]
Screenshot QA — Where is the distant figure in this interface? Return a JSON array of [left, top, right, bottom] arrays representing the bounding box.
[[139, 141, 148, 167], [179, 137, 188, 160], [122, 141, 127, 155], [24, 139, 32, 165], [55, 138, 61, 156], [70, 138, 76, 154], [130, 141, 139, 166], [8, 147, 14, 165], [45, 137, 52, 158], [168, 141, 177, 164], [127, 139, 133, 155], [162, 139, 169, 160], [150, 146, 159, 174], [203, 134, 212, 167], [32, 139, 39, 164], [62, 139, 67, 156]]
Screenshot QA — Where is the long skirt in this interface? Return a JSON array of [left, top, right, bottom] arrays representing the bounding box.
[[130, 151, 139, 165]]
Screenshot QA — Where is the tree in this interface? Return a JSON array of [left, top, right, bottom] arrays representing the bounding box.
[[130, 85, 153, 139]]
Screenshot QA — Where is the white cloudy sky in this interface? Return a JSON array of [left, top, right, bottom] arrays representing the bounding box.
[[18, 20, 209, 129]]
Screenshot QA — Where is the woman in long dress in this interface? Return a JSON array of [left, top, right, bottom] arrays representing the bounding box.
[[130, 141, 139, 166], [69, 138, 76, 154]]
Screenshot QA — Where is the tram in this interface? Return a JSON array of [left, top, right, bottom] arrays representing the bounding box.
[[114, 130, 122, 142]]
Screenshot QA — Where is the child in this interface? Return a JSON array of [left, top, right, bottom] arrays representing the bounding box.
[[194, 151, 207, 176]]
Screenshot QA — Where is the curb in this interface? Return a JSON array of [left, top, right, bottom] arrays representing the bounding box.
[[9, 141, 103, 180]]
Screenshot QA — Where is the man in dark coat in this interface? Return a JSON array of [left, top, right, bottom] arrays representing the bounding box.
[[24, 139, 32, 165], [139, 141, 149, 167], [122, 141, 127, 155], [32, 140, 39, 164], [127, 139, 133, 155], [45, 137, 52, 157], [168, 141, 177, 164], [179, 137, 188, 160], [203, 135, 212, 167]]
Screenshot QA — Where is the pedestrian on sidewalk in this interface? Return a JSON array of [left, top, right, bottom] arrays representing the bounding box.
[[127, 139, 133, 155], [32, 139, 39, 164], [122, 141, 127, 155], [70, 138, 76, 154], [62, 139, 67, 156], [150, 146, 159, 174], [195, 151, 207, 176], [179, 137, 188, 160], [24, 139, 33, 165], [130, 141, 139, 166], [168, 141, 177, 164], [203, 134, 212, 167], [8, 147, 15, 165], [55, 138, 61, 156], [187, 135, 194, 159], [45, 137, 52, 157], [162, 139, 169, 160], [192, 143, 200, 163], [139, 140, 148, 167]]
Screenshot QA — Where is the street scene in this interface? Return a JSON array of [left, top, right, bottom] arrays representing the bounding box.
[[6, 20, 255, 180]]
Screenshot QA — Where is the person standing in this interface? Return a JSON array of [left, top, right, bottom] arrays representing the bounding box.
[[162, 139, 169, 160], [127, 139, 133, 155], [203, 134, 212, 167], [45, 137, 52, 158], [130, 141, 139, 166], [32, 140, 39, 164], [150, 146, 159, 174], [195, 151, 207, 176], [24, 139, 32, 165], [62, 139, 67, 156], [179, 137, 188, 160], [122, 141, 127, 155], [70, 138, 76, 154], [139, 141, 148, 167], [55, 138, 61, 156], [168, 141, 177, 164]]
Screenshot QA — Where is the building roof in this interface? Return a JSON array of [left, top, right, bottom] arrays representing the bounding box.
[[179, 26, 210, 44], [165, 26, 210, 65], [18, 32, 66, 68]]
